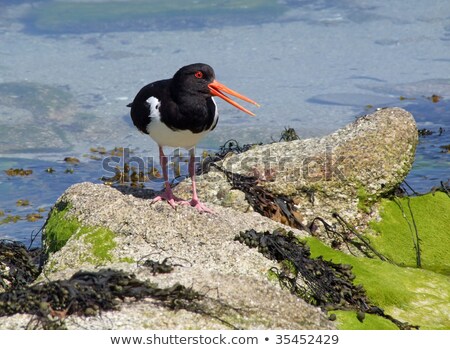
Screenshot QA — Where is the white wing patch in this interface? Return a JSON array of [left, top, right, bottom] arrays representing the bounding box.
[[147, 96, 161, 120]]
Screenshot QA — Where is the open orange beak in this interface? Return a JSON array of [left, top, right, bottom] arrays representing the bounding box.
[[208, 80, 260, 116]]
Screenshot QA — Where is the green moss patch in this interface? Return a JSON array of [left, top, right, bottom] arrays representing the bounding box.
[[77, 227, 116, 264], [306, 237, 450, 330], [368, 192, 450, 274], [357, 187, 376, 214], [44, 203, 80, 254], [44, 203, 117, 265]]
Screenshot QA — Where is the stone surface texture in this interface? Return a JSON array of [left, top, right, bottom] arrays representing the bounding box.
[[0, 182, 334, 330], [175, 108, 418, 230], [0, 108, 418, 330]]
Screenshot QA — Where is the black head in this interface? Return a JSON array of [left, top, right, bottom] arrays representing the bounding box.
[[170, 63, 259, 116], [171, 63, 216, 97]]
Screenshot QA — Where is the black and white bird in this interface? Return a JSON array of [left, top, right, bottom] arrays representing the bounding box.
[[128, 63, 259, 212]]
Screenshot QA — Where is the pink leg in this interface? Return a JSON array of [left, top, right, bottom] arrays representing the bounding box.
[[188, 148, 214, 213], [151, 146, 188, 208]]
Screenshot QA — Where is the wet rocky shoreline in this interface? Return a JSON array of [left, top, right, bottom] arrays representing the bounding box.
[[1, 108, 448, 330]]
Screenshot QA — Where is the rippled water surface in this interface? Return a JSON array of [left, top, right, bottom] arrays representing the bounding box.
[[1, 0, 449, 245]]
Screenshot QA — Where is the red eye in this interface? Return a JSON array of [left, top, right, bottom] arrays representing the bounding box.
[[194, 71, 203, 79]]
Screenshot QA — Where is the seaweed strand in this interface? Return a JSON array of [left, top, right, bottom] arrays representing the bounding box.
[[393, 198, 422, 268], [235, 229, 419, 330]]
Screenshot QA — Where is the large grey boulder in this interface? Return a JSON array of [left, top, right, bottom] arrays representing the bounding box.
[[175, 108, 418, 229], [0, 108, 418, 329], [0, 182, 334, 330]]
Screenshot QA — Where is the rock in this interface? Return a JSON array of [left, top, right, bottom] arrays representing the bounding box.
[[175, 170, 252, 212], [175, 108, 418, 230], [0, 182, 334, 330], [0, 108, 421, 329]]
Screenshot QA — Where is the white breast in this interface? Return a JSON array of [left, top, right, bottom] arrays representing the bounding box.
[[145, 96, 217, 149]]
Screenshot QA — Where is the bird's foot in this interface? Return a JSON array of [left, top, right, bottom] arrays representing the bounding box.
[[151, 193, 214, 213], [151, 193, 189, 209], [189, 199, 215, 214]]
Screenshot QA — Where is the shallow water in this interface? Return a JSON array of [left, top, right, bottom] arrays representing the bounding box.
[[0, 0, 449, 246]]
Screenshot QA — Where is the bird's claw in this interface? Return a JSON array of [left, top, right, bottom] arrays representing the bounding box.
[[151, 193, 189, 209], [189, 199, 215, 214], [151, 194, 214, 213]]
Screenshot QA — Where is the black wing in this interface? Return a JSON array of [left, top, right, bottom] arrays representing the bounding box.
[[128, 79, 171, 134]]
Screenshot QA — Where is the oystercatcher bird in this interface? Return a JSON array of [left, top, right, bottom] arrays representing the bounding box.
[[128, 63, 259, 212]]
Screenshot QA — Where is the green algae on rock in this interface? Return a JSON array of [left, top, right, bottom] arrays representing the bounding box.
[[368, 192, 450, 275], [329, 310, 398, 330], [43, 202, 117, 267], [43, 203, 79, 254], [78, 227, 116, 264], [306, 237, 450, 330]]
